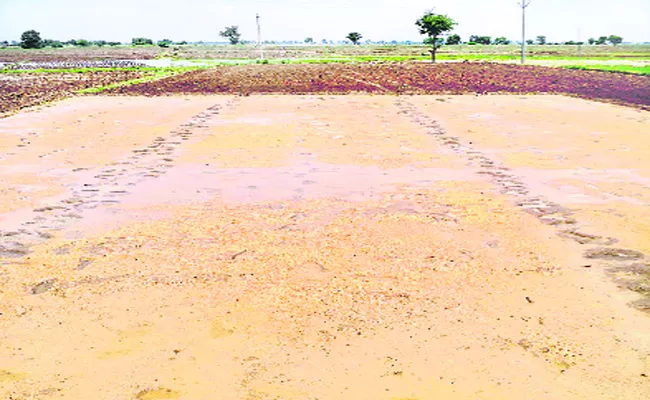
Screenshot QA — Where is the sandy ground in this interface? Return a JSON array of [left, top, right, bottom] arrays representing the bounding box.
[[0, 95, 649, 399]]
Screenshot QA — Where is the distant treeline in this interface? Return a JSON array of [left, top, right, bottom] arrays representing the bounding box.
[[1, 30, 631, 49], [2, 31, 190, 49]]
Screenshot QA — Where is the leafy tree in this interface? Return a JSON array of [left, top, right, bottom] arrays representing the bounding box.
[[526, 39, 534, 45], [0, 40, 8, 47], [416, 11, 456, 62], [304, 37, 314, 44], [588, 38, 596, 45], [494, 37, 510, 45], [132, 37, 153, 45], [220, 26, 241, 45], [43, 39, 64, 48], [596, 36, 608, 45], [535, 35, 546, 45], [177, 40, 188, 45], [607, 35, 623, 45], [94, 40, 107, 47], [346, 32, 362, 45], [107, 41, 122, 46], [446, 34, 461, 45], [157, 39, 173, 48], [75, 39, 91, 47], [20, 30, 43, 49], [469, 35, 491, 45]]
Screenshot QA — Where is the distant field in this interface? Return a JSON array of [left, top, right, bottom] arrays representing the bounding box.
[[1, 44, 649, 63]]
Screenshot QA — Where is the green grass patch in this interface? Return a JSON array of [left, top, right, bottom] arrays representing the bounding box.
[[563, 64, 650, 75], [75, 67, 205, 94]]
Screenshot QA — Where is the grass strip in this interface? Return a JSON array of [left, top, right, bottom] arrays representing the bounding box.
[[563, 64, 650, 75], [76, 67, 206, 94]]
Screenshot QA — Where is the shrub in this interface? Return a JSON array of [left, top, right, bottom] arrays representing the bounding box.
[[157, 39, 173, 48], [132, 37, 154, 46]]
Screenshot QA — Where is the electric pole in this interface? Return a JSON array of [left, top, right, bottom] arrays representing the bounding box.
[[519, 0, 532, 64], [256, 13, 263, 60]]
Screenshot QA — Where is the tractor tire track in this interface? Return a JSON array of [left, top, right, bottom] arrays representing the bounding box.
[[0, 97, 239, 261], [394, 97, 649, 312]]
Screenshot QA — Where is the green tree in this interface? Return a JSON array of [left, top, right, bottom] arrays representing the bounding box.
[[304, 37, 314, 44], [446, 34, 461, 45], [416, 11, 456, 62], [596, 36, 608, 45], [220, 26, 241, 45], [588, 38, 596, 45], [346, 32, 362, 45], [469, 35, 491, 45], [75, 39, 91, 47], [43, 39, 63, 48], [494, 37, 510, 45], [20, 30, 43, 49], [535, 35, 546, 45], [132, 37, 153, 45], [607, 35, 623, 45], [157, 39, 173, 48]]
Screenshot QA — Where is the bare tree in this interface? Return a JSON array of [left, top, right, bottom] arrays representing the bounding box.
[[519, 0, 532, 64]]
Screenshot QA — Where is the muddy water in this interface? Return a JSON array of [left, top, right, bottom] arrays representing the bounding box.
[[1, 95, 650, 400]]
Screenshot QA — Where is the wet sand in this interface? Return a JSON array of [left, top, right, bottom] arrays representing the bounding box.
[[0, 95, 649, 399]]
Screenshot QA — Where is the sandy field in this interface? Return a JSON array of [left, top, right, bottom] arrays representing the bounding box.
[[0, 95, 649, 399]]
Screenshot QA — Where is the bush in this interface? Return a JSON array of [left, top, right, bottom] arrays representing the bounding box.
[[157, 39, 173, 48], [132, 37, 154, 46], [446, 34, 462, 45]]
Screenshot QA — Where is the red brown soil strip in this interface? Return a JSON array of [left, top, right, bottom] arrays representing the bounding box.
[[108, 63, 650, 109], [0, 71, 147, 115]]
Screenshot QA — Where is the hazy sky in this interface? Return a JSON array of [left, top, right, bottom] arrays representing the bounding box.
[[1, 0, 649, 43]]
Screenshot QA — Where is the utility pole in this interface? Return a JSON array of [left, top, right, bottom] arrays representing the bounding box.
[[519, 0, 532, 64], [577, 27, 582, 57], [256, 13, 263, 60]]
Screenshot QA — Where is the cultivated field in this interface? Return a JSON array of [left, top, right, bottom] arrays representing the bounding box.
[[2, 44, 650, 62], [2, 63, 649, 117], [1, 59, 649, 399]]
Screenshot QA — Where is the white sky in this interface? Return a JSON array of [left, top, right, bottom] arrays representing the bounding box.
[[1, 0, 649, 43]]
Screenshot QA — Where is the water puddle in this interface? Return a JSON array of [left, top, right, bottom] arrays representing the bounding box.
[[118, 156, 475, 206], [65, 156, 475, 237]]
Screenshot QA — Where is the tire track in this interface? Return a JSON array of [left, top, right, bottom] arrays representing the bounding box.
[[0, 97, 239, 261], [394, 97, 649, 312]]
